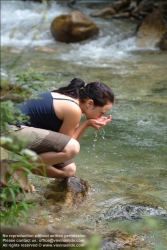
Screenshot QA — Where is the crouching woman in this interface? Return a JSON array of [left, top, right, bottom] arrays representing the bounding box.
[[0, 78, 114, 192]]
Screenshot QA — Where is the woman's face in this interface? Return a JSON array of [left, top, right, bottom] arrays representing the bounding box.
[[83, 99, 112, 119]]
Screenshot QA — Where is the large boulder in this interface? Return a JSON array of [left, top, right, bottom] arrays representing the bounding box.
[[136, 9, 167, 48], [50, 10, 99, 43]]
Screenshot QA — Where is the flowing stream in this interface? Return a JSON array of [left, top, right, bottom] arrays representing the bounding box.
[[1, 0, 167, 248]]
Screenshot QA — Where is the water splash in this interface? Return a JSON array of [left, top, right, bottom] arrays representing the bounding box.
[[100, 128, 106, 140], [92, 129, 106, 157], [92, 131, 98, 158]]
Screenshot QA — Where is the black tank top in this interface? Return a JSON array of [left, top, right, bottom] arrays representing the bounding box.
[[15, 92, 78, 132]]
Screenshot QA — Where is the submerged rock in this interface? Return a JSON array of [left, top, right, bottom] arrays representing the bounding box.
[[105, 204, 167, 221], [44, 176, 91, 205], [101, 231, 141, 250]]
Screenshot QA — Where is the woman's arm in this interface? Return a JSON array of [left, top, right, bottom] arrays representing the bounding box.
[[58, 101, 112, 140], [60, 114, 112, 141], [73, 115, 112, 141]]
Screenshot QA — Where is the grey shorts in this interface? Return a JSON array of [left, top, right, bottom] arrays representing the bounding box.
[[2, 125, 73, 169]]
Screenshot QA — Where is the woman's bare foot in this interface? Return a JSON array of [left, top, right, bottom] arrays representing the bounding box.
[[0, 178, 8, 187], [0, 160, 36, 192], [12, 170, 36, 192]]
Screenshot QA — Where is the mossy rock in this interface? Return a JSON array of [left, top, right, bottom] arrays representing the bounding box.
[[0, 79, 30, 102]]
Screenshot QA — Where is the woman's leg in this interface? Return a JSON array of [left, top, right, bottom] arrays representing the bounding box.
[[0, 138, 80, 192], [33, 138, 80, 166], [0, 127, 80, 192], [31, 162, 76, 178], [29, 138, 78, 178]]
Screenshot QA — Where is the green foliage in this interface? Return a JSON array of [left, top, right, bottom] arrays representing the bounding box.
[[1, 186, 33, 226], [0, 69, 46, 226], [1, 69, 46, 130], [1, 101, 29, 131], [15, 70, 46, 90]]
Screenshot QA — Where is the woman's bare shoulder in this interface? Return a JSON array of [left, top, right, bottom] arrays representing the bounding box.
[[51, 92, 81, 120]]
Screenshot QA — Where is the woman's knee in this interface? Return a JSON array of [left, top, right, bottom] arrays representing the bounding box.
[[63, 138, 80, 159]]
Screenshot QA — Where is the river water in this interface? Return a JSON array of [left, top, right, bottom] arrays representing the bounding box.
[[1, 0, 167, 248]]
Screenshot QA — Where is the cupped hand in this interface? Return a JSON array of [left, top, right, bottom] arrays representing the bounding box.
[[87, 115, 112, 130]]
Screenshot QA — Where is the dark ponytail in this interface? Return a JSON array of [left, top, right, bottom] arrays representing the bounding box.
[[53, 78, 114, 106], [52, 78, 85, 98]]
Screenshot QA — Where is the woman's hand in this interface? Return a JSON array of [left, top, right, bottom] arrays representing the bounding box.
[[87, 115, 112, 130]]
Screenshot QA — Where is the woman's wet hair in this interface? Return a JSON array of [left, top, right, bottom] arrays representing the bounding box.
[[52, 78, 114, 106]]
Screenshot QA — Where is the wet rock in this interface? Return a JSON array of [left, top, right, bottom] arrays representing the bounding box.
[[136, 9, 167, 48], [90, 0, 131, 18], [50, 10, 99, 43], [34, 46, 58, 53], [131, 0, 154, 19], [159, 32, 167, 50], [113, 12, 130, 18], [58, 0, 167, 52], [90, 7, 116, 18], [92, 203, 167, 249], [101, 231, 140, 250], [112, 0, 131, 12], [105, 204, 167, 221], [89, 0, 167, 21], [44, 176, 90, 205]]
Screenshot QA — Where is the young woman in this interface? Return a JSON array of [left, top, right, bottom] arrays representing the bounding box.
[[0, 78, 114, 192]]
